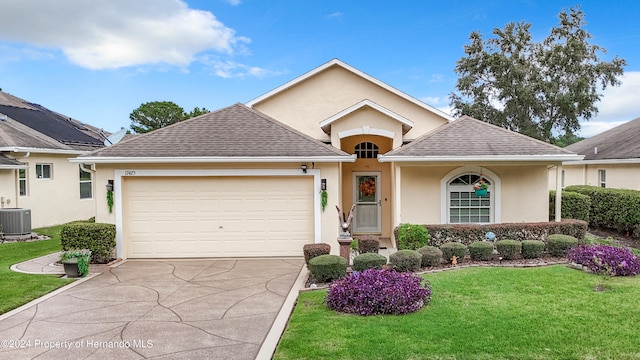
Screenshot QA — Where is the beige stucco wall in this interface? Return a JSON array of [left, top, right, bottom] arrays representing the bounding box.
[[11, 154, 96, 228], [550, 163, 640, 191], [0, 171, 16, 209], [93, 162, 346, 256], [252, 65, 447, 142], [399, 164, 551, 225]]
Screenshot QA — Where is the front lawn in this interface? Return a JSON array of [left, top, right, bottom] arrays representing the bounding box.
[[0, 225, 73, 314], [275, 265, 640, 359]]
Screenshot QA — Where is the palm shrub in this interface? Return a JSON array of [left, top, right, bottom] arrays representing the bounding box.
[[308, 255, 347, 282], [440, 242, 467, 264], [396, 224, 430, 250], [303, 243, 331, 265], [358, 235, 380, 253], [567, 244, 640, 276], [417, 246, 442, 267], [389, 250, 422, 272], [326, 269, 432, 315], [521, 240, 545, 259], [352, 253, 387, 271], [496, 240, 522, 260], [547, 234, 579, 257], [468, 241, 494, 261]]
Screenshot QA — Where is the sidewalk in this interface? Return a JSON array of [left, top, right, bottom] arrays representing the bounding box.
[[10, 252, 111, 275]]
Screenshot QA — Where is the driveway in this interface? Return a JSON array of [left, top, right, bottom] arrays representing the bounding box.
[[0, 258, 305, 359]]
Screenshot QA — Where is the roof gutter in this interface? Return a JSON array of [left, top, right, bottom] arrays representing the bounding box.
[[562, 158, 640, 165], [378, 154, 584, 163], [70, 155, 357, 164], [0, 147, 87, 155]]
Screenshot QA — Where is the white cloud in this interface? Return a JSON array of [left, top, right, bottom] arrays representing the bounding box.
[[0, 0, 248, 70], [421, 96, 448, 106], [223, 0, 242, 5], [202, 57, 286, 79]]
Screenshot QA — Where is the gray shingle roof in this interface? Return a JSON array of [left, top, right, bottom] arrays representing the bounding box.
[[566, 117, 640, 160], [81, 103, 351, 159], [384, 116, 575, 157], [0, 154, 26, 168]]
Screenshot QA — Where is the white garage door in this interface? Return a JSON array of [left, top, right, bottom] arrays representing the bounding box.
[[123, 176, 314, 258]]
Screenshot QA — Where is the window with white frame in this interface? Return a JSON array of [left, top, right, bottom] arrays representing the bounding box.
[[448, 174, 492, 224], [598, 169, 606, 188], [36, 163, 52, 179], [18, 169, 27, 196], [79, 165, 92, 199]]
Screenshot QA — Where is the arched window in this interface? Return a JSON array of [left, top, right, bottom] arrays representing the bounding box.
[[448, 174, 492, 223], [354, 142, 379, 159]]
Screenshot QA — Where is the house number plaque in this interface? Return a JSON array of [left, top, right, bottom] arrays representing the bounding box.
[[124, 170, 137, 176]]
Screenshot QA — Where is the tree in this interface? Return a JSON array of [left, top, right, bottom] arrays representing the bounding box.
[[553, 132, 584, 147], [450, 7, 626, 143], [129, 102, 210, 134]]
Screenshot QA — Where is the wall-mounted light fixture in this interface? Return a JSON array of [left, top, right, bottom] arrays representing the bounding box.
[[300, 164, 307, 173], [321, 179, 327, 190], [106, 180, 114, 192]]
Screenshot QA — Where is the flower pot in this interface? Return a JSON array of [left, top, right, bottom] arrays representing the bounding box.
[[63, 258, 80, 278], [475, 189, 488, 196]]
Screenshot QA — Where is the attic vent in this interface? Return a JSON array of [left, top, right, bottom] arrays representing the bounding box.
[[0, 114, 7, 121], [594, 147, 598, 155]]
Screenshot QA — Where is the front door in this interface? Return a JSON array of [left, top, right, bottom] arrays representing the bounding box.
[[353, 172, 381, 233]]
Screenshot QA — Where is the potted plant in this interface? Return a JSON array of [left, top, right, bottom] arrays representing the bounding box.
[[60, 249, 92, 278], [473, 179, 488, 196]]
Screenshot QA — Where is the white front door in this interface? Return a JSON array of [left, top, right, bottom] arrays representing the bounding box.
[[353, 172, 381, 233]]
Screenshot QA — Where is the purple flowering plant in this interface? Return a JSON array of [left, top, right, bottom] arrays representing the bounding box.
[[325, 268, 432, 316], [567, 244, 640, 277]]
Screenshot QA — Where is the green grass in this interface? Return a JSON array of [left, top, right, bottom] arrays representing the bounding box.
[[275, 265, 640, 360], [0, 225, 73, 314]]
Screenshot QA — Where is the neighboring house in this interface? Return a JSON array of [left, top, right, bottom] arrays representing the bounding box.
[[0, 91, 105, 228], [549, 117, 640, 190], [74, 59, 581, 259]]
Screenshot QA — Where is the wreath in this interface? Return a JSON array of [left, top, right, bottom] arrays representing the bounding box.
[[359, 178, 376, 197]]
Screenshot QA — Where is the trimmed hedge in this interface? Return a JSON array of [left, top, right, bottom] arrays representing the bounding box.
[[308, 255, 347, 282], [549, 190, 591, 222], [389, 250, 422, 272], [546, 234, 579, 257], [352, 253, 387, 271], [440, 242, 467, 264], [357, 235, 380, 254], [496, 239, 521, 260], [521, 240, 545, 259], [417, 246, 443, 267], [303, 243, 331, 265], [468, 241, 494, 261], [565, 185, 640, 236], [60, 222, 116, 264], [396, 223, 430, 250], [395, 220, 587, 246]]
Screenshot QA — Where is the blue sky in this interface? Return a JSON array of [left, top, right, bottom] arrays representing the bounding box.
[[1, 0, 639, 137]]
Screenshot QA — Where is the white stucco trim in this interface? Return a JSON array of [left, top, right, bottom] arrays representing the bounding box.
[[112, 168, 322, 259], [319, 99, 414, 132], [440, 167, 502, 224], [71, 155, 356, 164], [338, 127, 395, 139], [380, 154, 584, 163], [245, 59, 455, 122]]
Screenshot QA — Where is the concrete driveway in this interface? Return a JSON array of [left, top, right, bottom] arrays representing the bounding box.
[[0, 258, 305, 359]]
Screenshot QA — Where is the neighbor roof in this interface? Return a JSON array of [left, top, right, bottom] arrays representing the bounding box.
[[0, 154, 27, 169], [76, 103, 355, 163], [380, 116, 582, 162], [565, 117, 640, 161]]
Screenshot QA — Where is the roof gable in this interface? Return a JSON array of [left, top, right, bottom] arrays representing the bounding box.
[[566, 117, 640, 160], [80, 103, 353, 161], [381, 116, 579, 161], [319, 99, 414, 134]]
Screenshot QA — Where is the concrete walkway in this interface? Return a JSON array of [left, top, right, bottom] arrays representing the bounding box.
[[1, 257, 306, 359]]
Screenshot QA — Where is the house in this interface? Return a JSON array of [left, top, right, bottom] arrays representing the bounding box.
[[74, 59, 581, 259], [549, 117, 640, 190], [0, 91, 105, 229]]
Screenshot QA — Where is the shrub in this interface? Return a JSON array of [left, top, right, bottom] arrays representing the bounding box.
[[60, 222, 116, 264], [549, 190, 591, 222], [521, 240, 545, 259], [440, 242, 467, 264], [546, 234, 579, 257], [566, 185, 640, 236], [326, 269, 432, 315], [308, 255, 347, 283], [468, 241, 494, 261], [352, 253, 387, 271], [396, 224, 431, 250], [567, 244, 640, 276], [496, 240, 522, 260], [417, 246, 442, 267], [358, 235, 380, 254], [303, 243, 331, 265], [389, 250, 422, 272]]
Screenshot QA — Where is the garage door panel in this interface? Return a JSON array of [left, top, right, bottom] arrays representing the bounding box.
[[123, 176, 314, 258]]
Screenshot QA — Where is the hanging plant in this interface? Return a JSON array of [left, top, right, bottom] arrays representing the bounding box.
[[106, 190, 114, 213], [321, 189, 328, 212], [473, 178, 488, 196]]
